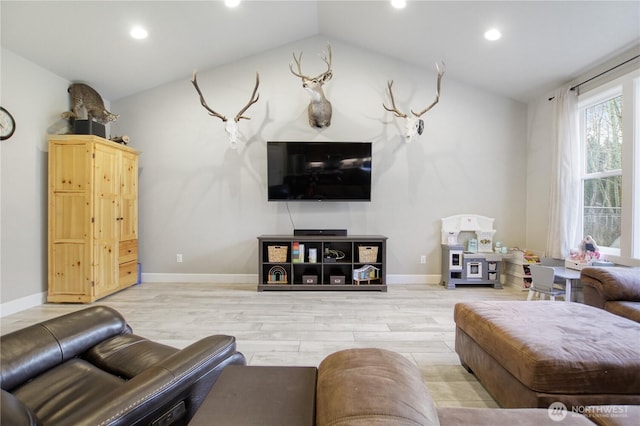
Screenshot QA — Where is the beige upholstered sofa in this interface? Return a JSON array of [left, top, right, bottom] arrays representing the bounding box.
[[581, 267, 640, 322]]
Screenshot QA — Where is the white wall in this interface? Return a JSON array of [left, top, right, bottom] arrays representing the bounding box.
[[112, 36, 528, 281], [0, 47, 69, 312], [2, 35, 634, 312], [0, 36, 528, 312]]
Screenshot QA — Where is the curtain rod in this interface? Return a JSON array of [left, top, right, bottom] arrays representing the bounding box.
[[570, 54, 640, 91], [548, 54, 640, 101]]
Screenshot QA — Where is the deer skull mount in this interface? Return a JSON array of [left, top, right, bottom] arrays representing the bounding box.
[[289, 44, 333, 128], [191, 70, 260, 149], [383, 62, 445, 143]]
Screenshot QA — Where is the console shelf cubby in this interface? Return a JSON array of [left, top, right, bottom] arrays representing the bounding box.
[[257, 235, 387, 291]]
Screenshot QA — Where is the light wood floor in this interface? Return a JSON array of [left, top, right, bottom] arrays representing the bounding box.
[[1, 282, 530, 408]]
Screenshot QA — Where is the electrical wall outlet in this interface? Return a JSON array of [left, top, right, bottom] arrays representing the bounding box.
[[420, 255, 426, 264], [176, 254, 183, 263]]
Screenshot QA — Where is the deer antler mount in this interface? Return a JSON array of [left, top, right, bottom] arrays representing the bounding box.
[[191, 70, 260, 148], [383, 62, 445, 143], [289, 44, 334, 128]]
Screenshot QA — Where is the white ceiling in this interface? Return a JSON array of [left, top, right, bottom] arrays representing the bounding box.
[[1, 1, 639, 103]]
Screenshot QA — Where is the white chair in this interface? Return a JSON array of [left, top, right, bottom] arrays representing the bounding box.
[[526, 264, 566, 301]]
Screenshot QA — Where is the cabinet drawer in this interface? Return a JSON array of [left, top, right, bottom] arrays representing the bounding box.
[[119, 239, 138, 264], [120, 261, 138, 286]]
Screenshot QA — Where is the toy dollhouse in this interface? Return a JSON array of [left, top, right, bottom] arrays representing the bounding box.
[[352, 265, 380, 285]]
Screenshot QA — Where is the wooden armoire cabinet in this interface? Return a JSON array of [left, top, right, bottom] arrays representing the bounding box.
[[48, 135, 139, 303]]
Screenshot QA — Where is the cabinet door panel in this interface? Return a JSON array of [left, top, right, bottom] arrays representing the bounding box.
[[94, 146, 119, 295], [94, 197, 118, 294], [95, 145, 119, 195], [119, 198, 137, 241], [51, 193, 88, 241], [50, 143, 90, 192], [50, 244, 89, 295], [120, 152, 138, 241]]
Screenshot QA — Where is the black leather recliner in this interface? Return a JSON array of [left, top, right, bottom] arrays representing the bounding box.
[[0, 306, 245, 425]]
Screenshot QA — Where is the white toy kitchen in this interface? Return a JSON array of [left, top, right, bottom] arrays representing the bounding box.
[[441, 214, 503, 289]]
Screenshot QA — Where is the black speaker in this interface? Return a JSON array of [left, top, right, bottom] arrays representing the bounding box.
[[294, 229, 347, 236], [73, 120, 106, 138]]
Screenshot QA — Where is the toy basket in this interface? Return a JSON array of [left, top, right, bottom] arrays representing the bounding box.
[[268, 245, 288, 263], [358, 246, 378, 263]]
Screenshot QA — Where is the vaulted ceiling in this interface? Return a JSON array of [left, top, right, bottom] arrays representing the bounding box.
[[1, 1, 639, 103]]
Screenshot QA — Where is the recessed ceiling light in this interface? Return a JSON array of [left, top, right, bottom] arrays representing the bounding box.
[[225, 0, 241, 7], [484, 28, 502, 41], [130, 26, 148, 40], [391, 0, 406, 9]]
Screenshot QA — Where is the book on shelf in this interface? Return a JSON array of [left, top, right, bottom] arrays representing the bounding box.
[[292, 242, 304, 263]]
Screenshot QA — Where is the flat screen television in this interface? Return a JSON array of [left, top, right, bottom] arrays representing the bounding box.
[[267, 141, 372, 202]]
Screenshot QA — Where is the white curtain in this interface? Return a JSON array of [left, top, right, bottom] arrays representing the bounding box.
[[546, 86, 581, 259]]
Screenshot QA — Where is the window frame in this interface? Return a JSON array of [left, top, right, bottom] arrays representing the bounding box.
[[577, 70, 640, 264]]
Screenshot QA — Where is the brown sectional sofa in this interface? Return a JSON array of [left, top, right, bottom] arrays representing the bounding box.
[[580, 267, 640, 322], [195, 347, 634, 425], [315, 348, 597, 425]]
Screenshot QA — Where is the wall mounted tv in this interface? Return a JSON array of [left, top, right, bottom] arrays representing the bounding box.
[[267, 141, 372, 202]]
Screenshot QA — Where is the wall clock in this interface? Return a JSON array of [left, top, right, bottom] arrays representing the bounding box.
[[0, 107, 16, 141]]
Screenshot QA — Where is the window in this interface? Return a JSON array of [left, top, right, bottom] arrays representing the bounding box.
[[581, 93, 622, 249], [578, 71, 639, 261]]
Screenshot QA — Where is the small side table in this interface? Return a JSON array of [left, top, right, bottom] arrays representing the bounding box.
[[188, 365, 317, 426]]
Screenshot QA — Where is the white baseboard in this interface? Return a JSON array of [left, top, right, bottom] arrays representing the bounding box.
[[1, 291, 47, 318], [141, 273, 258, 283], [387, 274, 441, 284], [143, 273, 441, 285], [0, 274, 442, 317]]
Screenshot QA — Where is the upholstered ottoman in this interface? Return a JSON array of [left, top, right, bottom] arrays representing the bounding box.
[[454, 301, 640, 409]]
